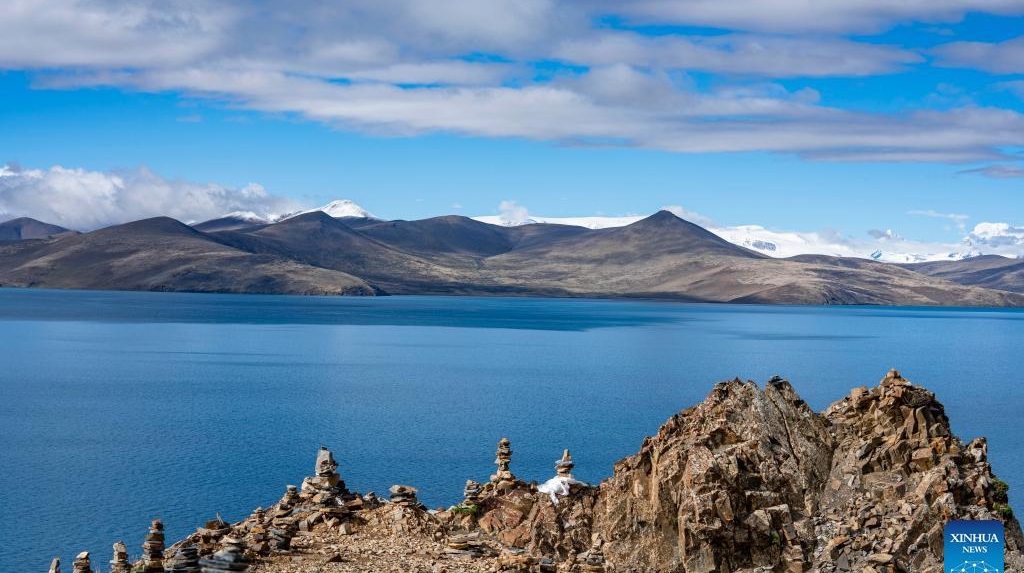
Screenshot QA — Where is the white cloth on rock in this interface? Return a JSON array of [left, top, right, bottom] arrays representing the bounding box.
[[537, 475, 587, 505]]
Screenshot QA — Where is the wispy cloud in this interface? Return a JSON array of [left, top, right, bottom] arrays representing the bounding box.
[[957, 164, 1024, 178], [0, 164, 300, 230], [908, 209, 970, 232]]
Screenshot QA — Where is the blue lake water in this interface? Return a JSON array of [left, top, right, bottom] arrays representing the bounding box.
[[1, 288, 1022, 571]]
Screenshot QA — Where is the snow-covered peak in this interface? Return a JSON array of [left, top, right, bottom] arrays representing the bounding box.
[[473, 214, 644, 229], [221, 211, 268, 223], [279, 199, 378, 221], [318, 199, 376, 219]]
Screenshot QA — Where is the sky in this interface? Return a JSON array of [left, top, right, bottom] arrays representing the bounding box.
[[0, 0, 1022, 256]]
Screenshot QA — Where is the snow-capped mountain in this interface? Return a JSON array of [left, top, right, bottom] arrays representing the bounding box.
[[473, 214, 645, 229], [220, 211, 268, 223], [475, 210, 1021, 262], [281, 199, 377, 221]]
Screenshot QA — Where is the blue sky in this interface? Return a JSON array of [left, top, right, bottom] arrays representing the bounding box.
[[0, 1, 1022, 250]]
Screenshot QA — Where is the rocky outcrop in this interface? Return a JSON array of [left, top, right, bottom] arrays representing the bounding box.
[[50, 372, 1021, 573], [593, 370, 1023, 573]]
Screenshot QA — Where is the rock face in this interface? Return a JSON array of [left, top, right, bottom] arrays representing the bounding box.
[[593, 370, 1023, 573]]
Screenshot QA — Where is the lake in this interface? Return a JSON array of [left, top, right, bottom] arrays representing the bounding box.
[[1, 288, 1021, 571]]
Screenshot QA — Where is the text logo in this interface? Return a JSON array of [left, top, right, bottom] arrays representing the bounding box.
[[945, 520, 1004, 573]]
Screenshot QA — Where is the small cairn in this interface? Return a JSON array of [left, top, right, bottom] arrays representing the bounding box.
[[443, 531, 490, 559], [278, 485, 300, 509], [490, 438, 517, 492], [301, 446, 344, 494], [142, 519, 166, 572], [268, 520, 297, 551], [109, 541, 131, 573], [48, 557, 60, 573], [463, 479, 483, 506], [578, 537, 607, 572], [71, 552, 92, 573], [555, 449, 574, 477], [199, 536, 250, 572], [389, 484, 421, 507], [164, 545, 201, 573], [247, 524, 270, 556]]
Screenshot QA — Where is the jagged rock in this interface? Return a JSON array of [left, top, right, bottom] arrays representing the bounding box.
[[592, 371, 1024, 572]]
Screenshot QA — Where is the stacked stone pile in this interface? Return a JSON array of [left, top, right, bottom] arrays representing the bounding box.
[[108, 541, 130, 573], [198, 536, 250, 572], [142, 519, 166, 572], [70, 551, 91, 573], [164, 544, 201, 573], [48, 557, 60, 573], [389, 484, 421, 507], [443, 531, 491, 558], [490, 438, 518, 493]]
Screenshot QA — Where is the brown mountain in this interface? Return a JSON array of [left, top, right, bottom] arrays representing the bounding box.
[[0, 217, 375, 295], [2, 210, 1022, 305], [0, 217, 75, 241], [904, 255, 1024, 294]]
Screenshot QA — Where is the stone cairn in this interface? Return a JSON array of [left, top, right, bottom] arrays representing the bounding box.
[[245, 507, 270, 556], [71, 551, 92, 573], [555, 449, 574, 477], [444, 531, 491, 559], [268, 486, 299, 550], [198, 536, 250, 572], [48, 557, 60, 573], [389, 484, 421, 507], [462, 479, 482, 506], [299, 446, 356, 528], [164, 544, 201, 573], [109, 541, 131, 573], [490, 437, 517, 493], [142, 519, 165, 572]]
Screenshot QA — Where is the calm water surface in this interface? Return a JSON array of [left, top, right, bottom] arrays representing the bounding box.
[[1, 289, 1022, 571]]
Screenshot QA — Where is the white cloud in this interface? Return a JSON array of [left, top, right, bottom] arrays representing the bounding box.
[[0, 164, 301, 230], [966, 222, 1024, 249], [554, 32, 922, 77], [497, 200, 532, 226], [602, 0, 1024, 34], [2, 1, 1023, 163], [932, 36, 1024, 74]]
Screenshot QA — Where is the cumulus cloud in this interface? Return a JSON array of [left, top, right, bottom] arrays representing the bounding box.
[[498, 200, 532, 226], [0, 164, 300, 230]]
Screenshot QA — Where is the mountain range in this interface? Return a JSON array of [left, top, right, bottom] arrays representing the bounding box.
[[1, 205, 1023, 305]]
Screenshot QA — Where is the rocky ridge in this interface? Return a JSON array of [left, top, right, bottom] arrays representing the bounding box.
[[50, 371, 1021, 573]]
